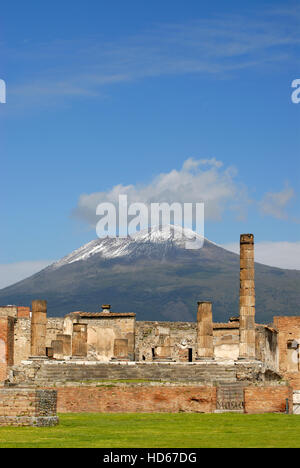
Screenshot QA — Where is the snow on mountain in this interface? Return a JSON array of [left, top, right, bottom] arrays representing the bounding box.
[[50, 225, 215, 270]]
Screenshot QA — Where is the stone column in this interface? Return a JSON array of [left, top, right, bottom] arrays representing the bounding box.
[[239, 234, 256, 359], [112, 339, 129, 361], [72, 324, 87, 357], [196, 301, 214, 360], [31, 300, 47, 357], [57, 334, 71, 356]]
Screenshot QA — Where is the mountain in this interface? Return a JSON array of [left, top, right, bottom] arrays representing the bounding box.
[[0, 225, 299, 323]]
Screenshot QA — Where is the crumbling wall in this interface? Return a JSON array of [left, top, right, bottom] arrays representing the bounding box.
[[0, 388, 58, 426], [0, 316, 14, 381], [213, 324, 239, 360], [56, 385, 217, 413], [244, 385, 292, 414], [135, 321, 197, 362], [46, 318, 64, 348], [273, 316, 300, 389], [69, 316, 136, 361], [0, 306, 18, 318], [255, 325, 278, 371], [52, 383, 292, 414], [136, 321, 242, 362], [14, 318, 31, 364]]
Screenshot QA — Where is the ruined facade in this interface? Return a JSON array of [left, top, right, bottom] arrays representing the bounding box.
[[0, 233, 299, 416]]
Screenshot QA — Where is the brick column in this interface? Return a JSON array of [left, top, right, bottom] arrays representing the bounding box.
[[31, 300, 47, 357], [239, 234, 256, 359], [196, 301, 214, 360]]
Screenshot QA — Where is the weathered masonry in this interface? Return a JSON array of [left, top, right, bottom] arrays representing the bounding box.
[[0, 233, 299, 416], [0, 388, 58, 427]]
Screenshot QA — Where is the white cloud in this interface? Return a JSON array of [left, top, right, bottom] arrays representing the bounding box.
[[74, 158, 248, 227], [222, 241, 300, 270], [259, 185, 295, 219], [0, 260, 53, 290], [6, 8, 300, 104]]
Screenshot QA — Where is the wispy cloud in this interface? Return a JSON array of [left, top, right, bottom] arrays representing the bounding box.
[[4, 7, 300, 105], [223, 240, 300, 270], [259, 185, 295, 220]]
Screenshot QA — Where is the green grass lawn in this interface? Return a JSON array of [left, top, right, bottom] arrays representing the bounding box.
[[0, 413, 300, 448]]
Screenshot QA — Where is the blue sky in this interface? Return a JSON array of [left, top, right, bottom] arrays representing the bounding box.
[[0, 0, 299, 287]]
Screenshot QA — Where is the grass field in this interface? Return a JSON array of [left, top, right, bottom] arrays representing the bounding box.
[[0, 413, 300, 448]]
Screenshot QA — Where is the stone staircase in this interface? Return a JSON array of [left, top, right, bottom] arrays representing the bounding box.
[[215, 382, 245, 413], [15, 361, 240, 386]]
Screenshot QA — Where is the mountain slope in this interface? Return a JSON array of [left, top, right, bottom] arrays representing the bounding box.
[[0, 226, 299, 323]]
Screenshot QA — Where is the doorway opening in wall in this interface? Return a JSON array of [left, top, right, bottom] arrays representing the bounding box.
[[152, 348, 155, 359], [188, 348, 193, 362]]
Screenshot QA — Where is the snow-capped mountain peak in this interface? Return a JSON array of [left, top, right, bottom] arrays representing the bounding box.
[[50, 225, 213, 270]]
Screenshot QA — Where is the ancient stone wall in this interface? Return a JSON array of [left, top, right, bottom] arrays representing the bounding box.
[[0, 388, 58, 426], [14, 318, 31, 365], [255, 325, 278, 371], [135, 321, 197, 362], [48, 383, 292, 414], [17, 307, 31, 318], [56, 385, 217, 413], [46, 318, 64, 348], [244, 385, 292, 414], [0, 306, 18, 318], [136, 320, 263, 363], [0, 316, 14, 381], [273, 316, 300, 389], [79, 316, 136, 361], [213, 324, 239, 360]]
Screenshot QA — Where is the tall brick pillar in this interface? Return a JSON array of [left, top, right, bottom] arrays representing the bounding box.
[[196, 301, 214, 360], [31, 300, 47, 357], [239, 234, 256, 360]]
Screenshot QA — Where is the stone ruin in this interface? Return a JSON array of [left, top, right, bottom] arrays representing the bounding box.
[[0, 233, 299, 420]]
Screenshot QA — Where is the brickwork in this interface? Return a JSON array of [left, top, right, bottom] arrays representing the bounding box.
[[239, 234, 256, 359], [0, 316, 14, 381], [244, 385, 293, 414], [0, 388, 58, 426], [17, 307, 31, 318], [56, 385, 217, 413], [49, 383, 292, 414], [273, 316, 300, 389]]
